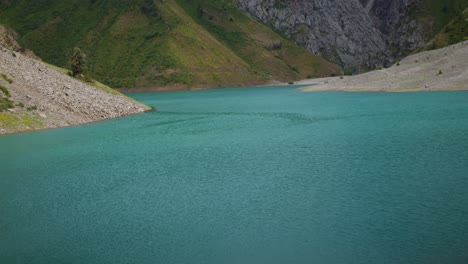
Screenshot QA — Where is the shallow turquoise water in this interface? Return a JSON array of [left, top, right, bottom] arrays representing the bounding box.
[[1, 86, 468, 264]]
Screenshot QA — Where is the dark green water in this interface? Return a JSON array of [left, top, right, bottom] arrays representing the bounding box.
[[1, 86, 468, 264]]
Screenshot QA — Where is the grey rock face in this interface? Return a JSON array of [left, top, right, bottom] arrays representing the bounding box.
[[234, 0, 425, 70], [368, 0, 425, 55]]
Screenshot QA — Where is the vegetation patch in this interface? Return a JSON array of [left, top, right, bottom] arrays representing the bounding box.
[[0, 73, 13, 84], [411, 0, 468, 43], [0, 84, 14, 112], [343, 67, 356, 76], [21, 112, 43, 128], [0, 85, 11, 97], [26, 105, 37, 111], [0, 112, 20, 127], [0, 97, 14, 111], [0, 112, 43, 129], [176, 0, 337, 82], [420, 8, 468, 51], [273, 2, 288, 9]]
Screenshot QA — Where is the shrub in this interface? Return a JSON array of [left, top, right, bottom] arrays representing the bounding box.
[[287, 64, 299, 73], [264, 40, 282, 50], [343, 67, 355, 76], [69, 47, 87, 77], [0, 73, 13, 84], [84, 75, 94, 83], [141, 0, 158, 18], [0, 97, 14, 111], [0, 85, 11, 97], [27, 105, 37, 111]]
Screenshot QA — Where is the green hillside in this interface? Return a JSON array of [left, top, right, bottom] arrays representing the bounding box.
[[419, 8, 468, 51], [413, 0, 468, 39], [0, 0, 338, 90]]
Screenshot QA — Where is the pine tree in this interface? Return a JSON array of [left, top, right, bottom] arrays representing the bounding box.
[[69, 47, 87, 77]]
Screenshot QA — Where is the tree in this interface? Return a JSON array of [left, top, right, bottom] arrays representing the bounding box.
[[69, 47, 87, 77]]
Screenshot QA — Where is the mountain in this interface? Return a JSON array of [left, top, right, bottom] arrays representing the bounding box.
[[234, 0, 467, 71], [0, 0, 465, 89], [0, 0, 338, 90]]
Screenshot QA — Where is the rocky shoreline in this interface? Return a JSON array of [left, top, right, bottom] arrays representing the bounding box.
[[0, 46, 151, 135], [301, 41, 468, 92]]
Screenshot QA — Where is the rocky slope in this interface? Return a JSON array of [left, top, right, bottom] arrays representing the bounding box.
[[301, 41, 468, 92], [234, 0, 466, 70], [0, 45, 150, 135], [0, 25, 40, 60]]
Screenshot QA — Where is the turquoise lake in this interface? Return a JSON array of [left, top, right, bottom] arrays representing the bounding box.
[[1, 86, 468, 263]]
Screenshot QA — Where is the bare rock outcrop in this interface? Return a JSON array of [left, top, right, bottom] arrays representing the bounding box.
[[0, 25, 40, 60]]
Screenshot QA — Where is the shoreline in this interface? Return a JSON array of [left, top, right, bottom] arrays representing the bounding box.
[[3, 41, 467, 135], [0, 108, 154, 136], [116, 38, 467, 94], [3, 79, 467, 136], [301, 41, 468, 92]]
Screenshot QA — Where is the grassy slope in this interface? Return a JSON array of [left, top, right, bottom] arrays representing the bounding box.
[[0, 0, 338, 90], [175, 0, 338, 82], [412, 0, 468, 39], [418, 8, 468, 51]]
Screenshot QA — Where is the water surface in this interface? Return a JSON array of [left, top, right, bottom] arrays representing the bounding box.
[[1, 86, 468, 263]]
